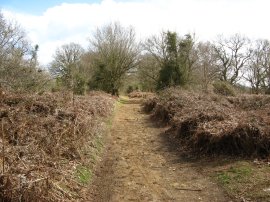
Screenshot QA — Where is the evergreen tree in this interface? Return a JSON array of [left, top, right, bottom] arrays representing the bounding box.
[[157, 32, 194, 89]]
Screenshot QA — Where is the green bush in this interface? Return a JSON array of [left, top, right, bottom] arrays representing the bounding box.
[[265, 87, 270, 95], [73, 75, 86, 95], [126, 85, 134, 94], [213, 81, 236, 96]]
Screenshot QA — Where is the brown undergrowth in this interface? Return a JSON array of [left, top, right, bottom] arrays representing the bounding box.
[[0, 90, 115, 201], [128, 91, 155, 99], [144, 87, 270, 158]]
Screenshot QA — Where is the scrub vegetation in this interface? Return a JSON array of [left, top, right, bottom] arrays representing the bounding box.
[[1, 9, 270, 201]]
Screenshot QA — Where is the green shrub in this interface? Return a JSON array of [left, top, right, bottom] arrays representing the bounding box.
[[213, 81, 236, 96], [73, 75, 86, 95], [126, 85, 134, 94], [76, 165, 92, 185], [265, 87, 270, 95]]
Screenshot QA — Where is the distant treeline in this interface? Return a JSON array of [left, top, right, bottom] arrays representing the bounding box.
[[1, 11, 270, 94]]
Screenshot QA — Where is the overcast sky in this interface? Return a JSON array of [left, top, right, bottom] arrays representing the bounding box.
[[1, 0, 270, 66]]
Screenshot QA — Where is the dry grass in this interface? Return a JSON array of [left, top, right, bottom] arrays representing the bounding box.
[[144, 87, 270, 201], [144, 87, 270, 158], [0, 90, 115, 201], [128, 91, 155, 99]]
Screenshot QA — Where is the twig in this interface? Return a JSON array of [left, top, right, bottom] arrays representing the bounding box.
[[28, 177, 47, 185], [175, 187, 202, 192], [52, 182, 73, 198], [19, 175, 24, 202], [0, 80, 12, 87], [72, 75, 76, 137], [1, 119, 4, 174], [3, 177, 48, 192]]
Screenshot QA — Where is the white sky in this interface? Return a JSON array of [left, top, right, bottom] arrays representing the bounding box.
[[2, 0, 270, 66]]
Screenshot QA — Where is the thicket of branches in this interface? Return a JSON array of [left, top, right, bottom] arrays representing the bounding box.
[[49, 23, 140, 95], [50, 26, 269, 95], [1, 9, 270, 95], [0, 12, 50, 93], [141, 32, 270, 93]]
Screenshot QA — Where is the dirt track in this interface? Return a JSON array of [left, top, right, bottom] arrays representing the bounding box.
[[90, 97, 231, 202]]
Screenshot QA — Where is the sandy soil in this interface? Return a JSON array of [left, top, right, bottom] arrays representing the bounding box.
[[90, 97, 232, 202]]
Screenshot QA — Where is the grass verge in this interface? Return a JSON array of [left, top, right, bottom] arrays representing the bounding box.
[[74, 98, 120, 186], [76, 165, 93, 185], [211, 160, 270, 201]]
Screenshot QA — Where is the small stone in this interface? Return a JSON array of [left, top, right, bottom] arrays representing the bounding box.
[[172, 182, 179, 188], [263, 187, 270, 192]]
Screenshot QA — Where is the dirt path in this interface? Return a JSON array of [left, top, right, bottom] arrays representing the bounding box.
[[90, 97, 231, 202]]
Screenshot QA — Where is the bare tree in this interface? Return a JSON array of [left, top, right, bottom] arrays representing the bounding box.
[[245, 39, 270, 93], [0, 11, 48, 91], [49, 43, 84, 88], [194, 42, 219, 91], [143, 32, 168, 66], [213, 34, 252, 84], [0, 11, 29, 86], [79, 52, 97, 80], [89, 22, 140, 95], [137, 54, 161, 91]]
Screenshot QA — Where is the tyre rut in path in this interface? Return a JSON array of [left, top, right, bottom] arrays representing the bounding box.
[[90, 98, 231, 202]]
